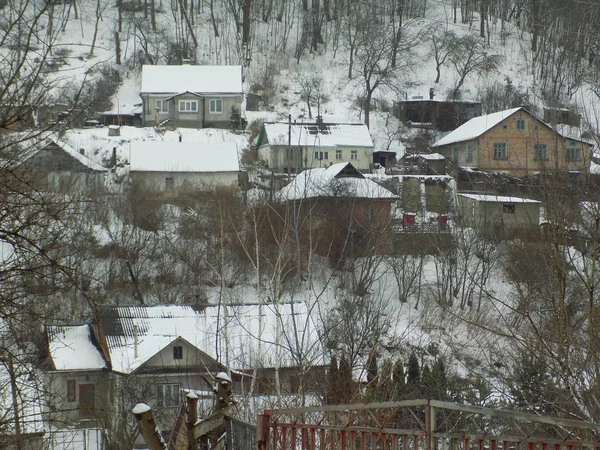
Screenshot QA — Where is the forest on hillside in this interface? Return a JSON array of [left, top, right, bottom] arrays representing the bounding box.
[[3, 0, 600, 448]]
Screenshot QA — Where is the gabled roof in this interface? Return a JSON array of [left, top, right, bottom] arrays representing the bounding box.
[[258, 122, 374, 148], [277, 162, 397, 201], [128, 141, 240, 173], [7, 133, 107, 172], [140, 65, 243, 94], [458, 193, 541, 204], [46, 324, 108, 371], [95, 303, 323, 374], [432, 107, 523, 147]]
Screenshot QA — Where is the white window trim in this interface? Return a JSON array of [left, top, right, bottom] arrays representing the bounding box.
[[209, 99, 223, 114], [178, 100, 198, 112]]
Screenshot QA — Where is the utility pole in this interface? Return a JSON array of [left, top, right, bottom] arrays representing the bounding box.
[[287, 114, 292, 181]]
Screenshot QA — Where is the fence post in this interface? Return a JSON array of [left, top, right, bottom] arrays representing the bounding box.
[[187, 392, 199, 450], [132, 403, 166, 450], [257, 414, 270, 450]]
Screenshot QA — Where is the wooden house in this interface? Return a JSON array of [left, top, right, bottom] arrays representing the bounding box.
[[10, 134, 106, 194], [393, 99, 482, 131]]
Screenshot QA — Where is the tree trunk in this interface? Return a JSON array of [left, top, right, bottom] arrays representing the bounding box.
[[88, 0, 102, 57], [115, 31, 121, 64]]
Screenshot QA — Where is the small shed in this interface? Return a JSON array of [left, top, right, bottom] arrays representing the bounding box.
[[418, 153, 446, 175], [458, 193, 541, 233]]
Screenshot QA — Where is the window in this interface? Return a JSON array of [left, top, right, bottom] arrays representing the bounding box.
[[313, 151, 328, 160], [173, 345, 183, 360], [516, 119, 525, 130], [534, 144, 548, 161], [155, 99, 169, 113], [209, 99, 223, 114], [336, 150, 342, 160], [567, 147, 581, 161], [365, 204, 375, 220], [466, 143, 473, 162], [67, 380, 76, 402], [451, 147, 459, 163], [156, 384, 180, 408], [503, 204, 516, 214], [493, 143, 507, 160], [351, 150, 358, 160], [178, 100, 198, 112], [165, 177, 174, 190]]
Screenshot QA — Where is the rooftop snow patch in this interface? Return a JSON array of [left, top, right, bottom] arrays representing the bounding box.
[[128, 141, 240, 173], [432, 107, 523, 147], [458, 193, 540, 203], [140, 65, 243, 94], [277, 162, 397, 201], [261, 122, 374, 148], [96, 303, 324, 374], [47, 325, 107, 371]]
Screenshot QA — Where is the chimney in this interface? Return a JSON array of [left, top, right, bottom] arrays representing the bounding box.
[[134, 324, 139, 358]]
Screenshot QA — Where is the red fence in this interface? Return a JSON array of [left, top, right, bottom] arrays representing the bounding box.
[[257, 400, 600, 450]]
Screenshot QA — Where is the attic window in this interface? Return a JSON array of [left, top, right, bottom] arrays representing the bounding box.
[[173, 346, 183, 360]]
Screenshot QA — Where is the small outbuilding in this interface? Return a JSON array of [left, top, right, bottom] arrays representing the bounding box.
[[457, 193, 541, 235]]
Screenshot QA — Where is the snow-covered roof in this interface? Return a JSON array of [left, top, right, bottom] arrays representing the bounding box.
[[140, 65, 243, 94], [419, 153, 445, 160], [261, 122, 374, 148], [458, 193, 540, 204], [47, 325, 107, 371], [96, 303, 323, 374], [277, 162, 397, 201], [432, 107, 523, 147], [7, 132, 107, 172], [128, 141, 240, 173]]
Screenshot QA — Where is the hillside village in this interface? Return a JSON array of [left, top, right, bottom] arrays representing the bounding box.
[[4, 0, 600, 449]]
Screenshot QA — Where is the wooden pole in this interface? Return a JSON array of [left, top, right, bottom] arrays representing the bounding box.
[[187, 393, 199, 450], [132, 403, 166, 450]]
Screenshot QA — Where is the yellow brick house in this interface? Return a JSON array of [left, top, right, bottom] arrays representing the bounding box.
[[431, 107, 592, 176]]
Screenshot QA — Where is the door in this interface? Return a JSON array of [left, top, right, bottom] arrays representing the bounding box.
[[79, 383, 95, 416]]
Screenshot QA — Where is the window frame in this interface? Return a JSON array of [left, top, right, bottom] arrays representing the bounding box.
[[566, 147, 581, 161], [67, 380, 76, 402], [156, 383, 181, 408], [173, 345, 183, 360], [209, 99, 223, 114], [155, 99, 169, 113], [364, 203, 376, 220], [313, 151, 329, 160], [516, 119, 525, 130], [178, 100, 198, 112], [165, 176, 174, 190], [503, 204, 516, 214], [350, 150, 358, 161], [466, 143, 473, 162], [335, 150, 342, 160], [493, 142, 507, 160], [534, 143, 548, 161], [451, 147, 459, 163]]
